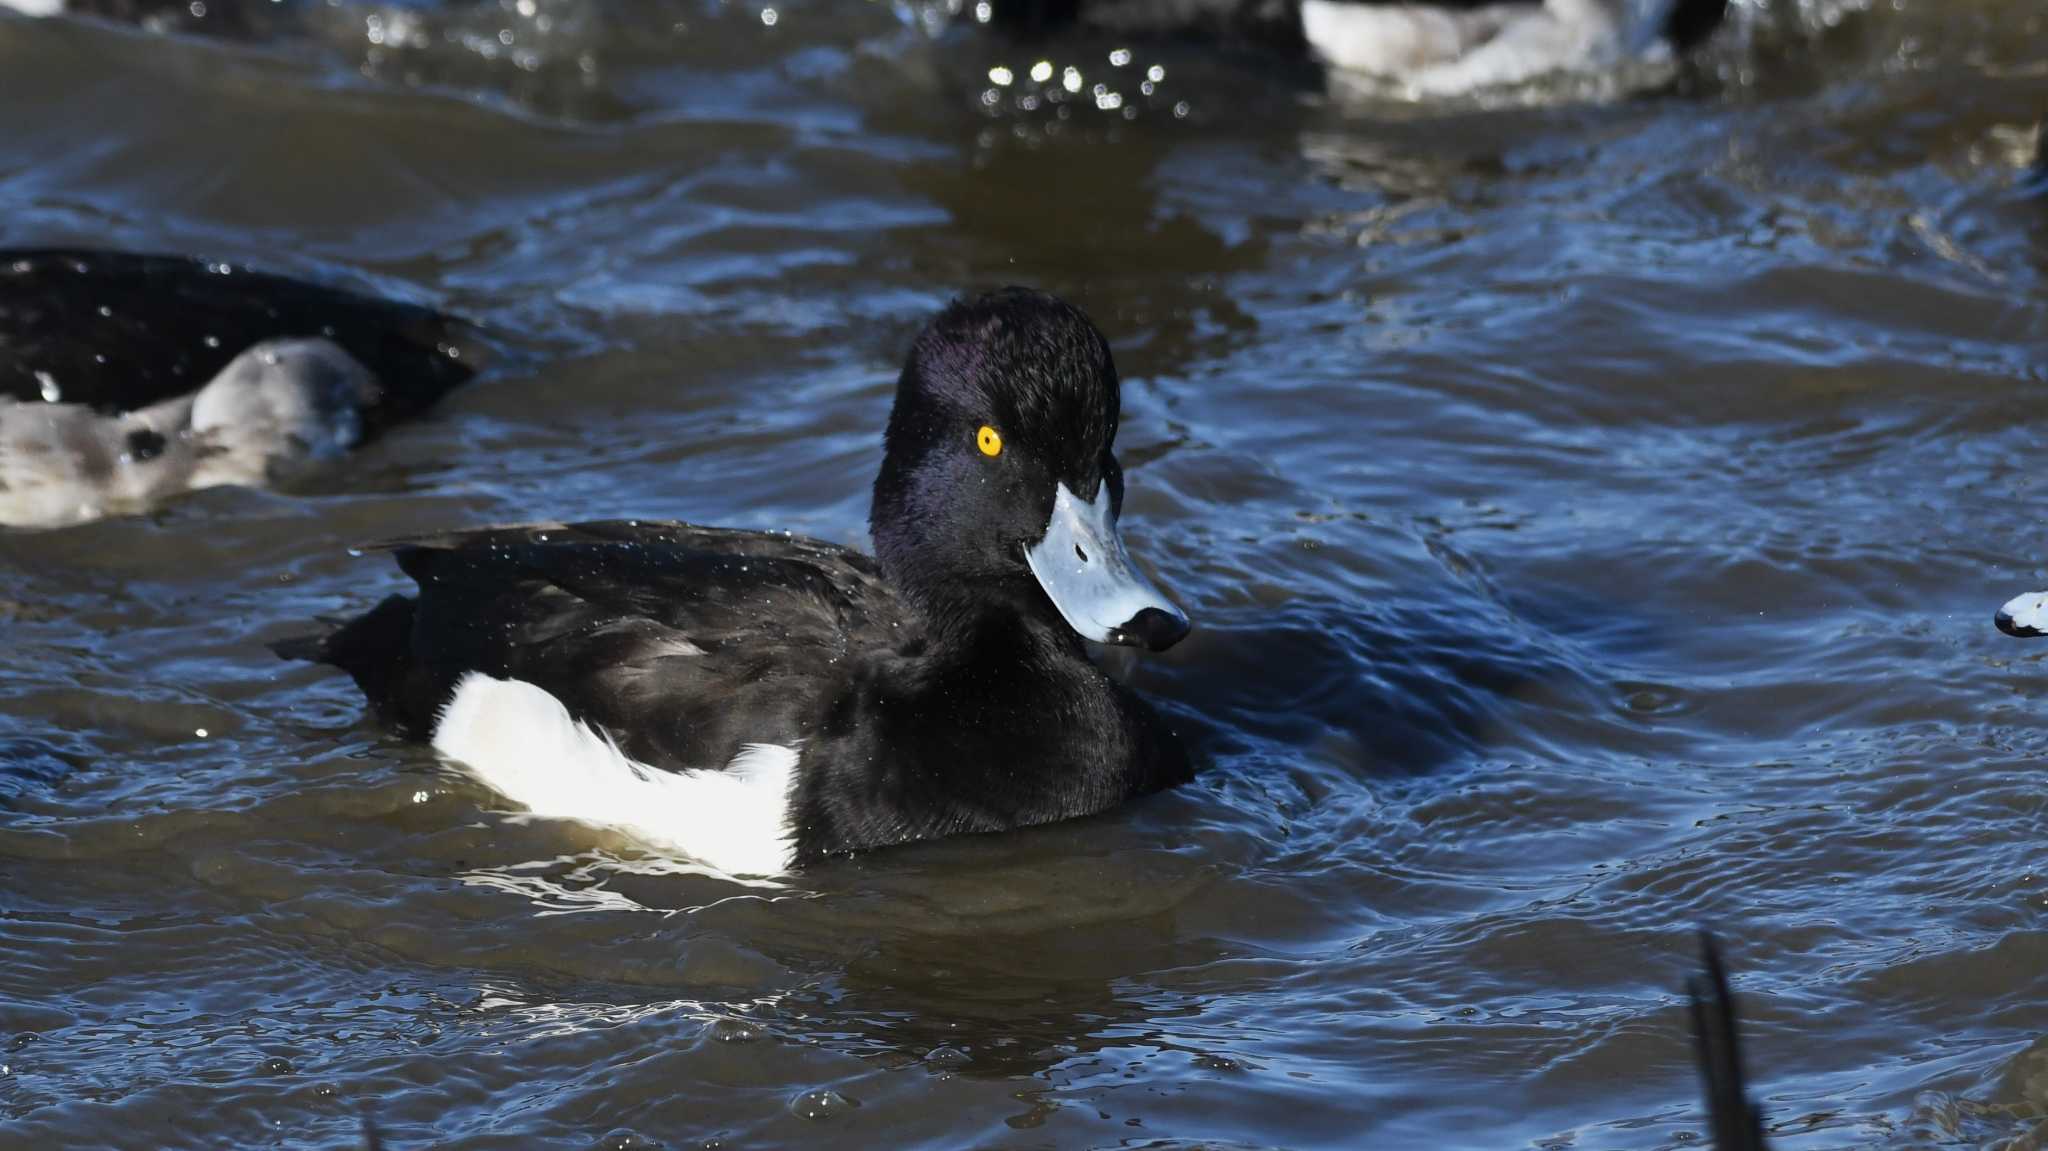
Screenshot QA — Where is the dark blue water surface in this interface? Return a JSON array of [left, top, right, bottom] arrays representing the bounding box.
[[2, 1, 2047, 1147]]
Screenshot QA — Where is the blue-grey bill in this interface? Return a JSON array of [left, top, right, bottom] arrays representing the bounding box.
[[1025, 481, 1189, 651]]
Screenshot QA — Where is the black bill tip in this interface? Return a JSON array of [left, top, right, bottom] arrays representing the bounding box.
[[1110, 606, 1190, 652]]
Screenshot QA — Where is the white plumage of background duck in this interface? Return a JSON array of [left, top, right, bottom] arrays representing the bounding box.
[[1299, 0, 1725, 96]]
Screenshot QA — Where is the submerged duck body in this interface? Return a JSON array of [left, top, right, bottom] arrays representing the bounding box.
[[0, 249, 482, 527], [286, 289, 1193, 875]]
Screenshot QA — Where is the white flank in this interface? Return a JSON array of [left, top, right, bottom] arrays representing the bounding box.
[[1302, 0, 1627, 96], [1409, 3, 1615, 96], [1300, 0, 1475, 76], [1999, 591, 2048, 637], [0, 0, 67, 16], [432, 673, 797, 877]]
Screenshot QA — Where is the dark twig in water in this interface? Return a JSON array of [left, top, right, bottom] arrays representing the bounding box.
[[1688, 930, 1769, 1151]]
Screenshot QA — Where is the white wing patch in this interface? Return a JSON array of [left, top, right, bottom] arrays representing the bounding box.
[[431, 673, 797, 877]]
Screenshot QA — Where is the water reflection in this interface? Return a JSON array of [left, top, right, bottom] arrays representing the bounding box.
[[900, 119, 1271, 380], [819, 920, 1215, 1081]]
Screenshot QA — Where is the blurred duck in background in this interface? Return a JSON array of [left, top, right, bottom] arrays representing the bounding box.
[[0, 0, 287, 37], [0, 250, 484, 529], [978, 0, 1728, 97], [1299, 0, 1726, 95], [4, 0, 1727, 100]]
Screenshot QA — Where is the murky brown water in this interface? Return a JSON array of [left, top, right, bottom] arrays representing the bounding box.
[[2, 1, 2046, 1147]]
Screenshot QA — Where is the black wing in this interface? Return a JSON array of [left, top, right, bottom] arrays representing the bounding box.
[[0, 249, 484, 434], [1689, 930, 1769, 1151], [290, 520, 912, 772]]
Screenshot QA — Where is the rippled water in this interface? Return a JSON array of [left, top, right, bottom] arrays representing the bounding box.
[[2, 1, 2046, 1147]]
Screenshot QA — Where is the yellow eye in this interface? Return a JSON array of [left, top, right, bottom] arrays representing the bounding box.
[[977, 425, 1002, 457]]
